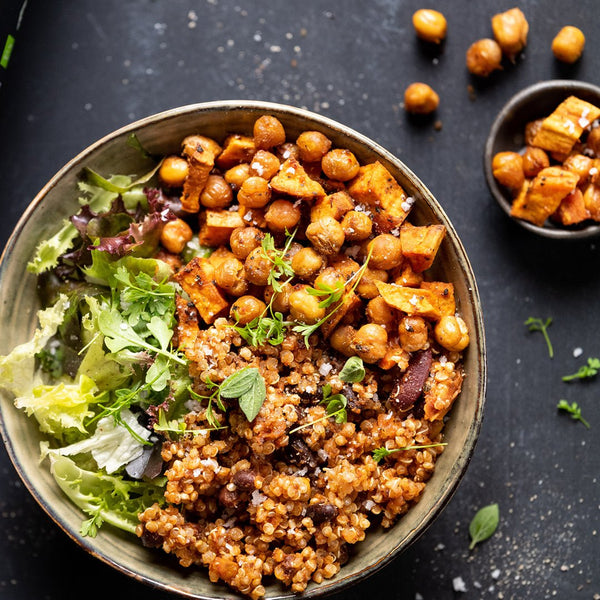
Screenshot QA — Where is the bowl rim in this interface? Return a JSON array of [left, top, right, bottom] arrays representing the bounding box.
[[0, 99, 487, 599], [483, 79, 600, 240]]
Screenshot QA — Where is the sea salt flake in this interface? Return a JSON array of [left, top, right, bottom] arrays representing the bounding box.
[[319, 362, 333, 376], [251, 490, 268, 506], [452, 576, 467, 592], [491, 568, 501, 579], [589, 167, 598, 176], [579, 117, 590, 128], [573, 347, 583, 358]]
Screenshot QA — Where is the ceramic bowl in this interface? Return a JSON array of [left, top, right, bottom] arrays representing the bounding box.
[[0, 100, 486, 599], [484, 79, 600, 239]]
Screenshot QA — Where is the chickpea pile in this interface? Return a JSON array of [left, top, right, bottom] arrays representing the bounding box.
[[158, 114, 469, 366]]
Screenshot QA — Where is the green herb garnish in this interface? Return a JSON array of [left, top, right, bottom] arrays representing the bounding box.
[[289, 385, 348, 434], [524, 316, 554, 359], [557, 399, 590, 428], [372, 442, 448, 464], [339, 356, 366, 383], [306, 280, 345, 309], [153, 408, 226, 437], [261, 230, 296, 292], [469, 503, 499, 550], [562, 357, 600, 382], [233, 309, 292, 348]]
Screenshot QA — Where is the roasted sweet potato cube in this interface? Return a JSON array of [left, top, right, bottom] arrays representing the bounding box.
[[532, 96, 600, 155], [552, 188, 590, 225], [175, 294, 201, 360], [310, 191, 355, 221], [375, 281, 441, 320], [420, 281, 455, 317], [378, 342, 409, 371], [180, 147, 215, 213], [182, 135, 222, 159], [238, 206, 267, 228], [173, 257, 229, 324], [400, 223, 446, 273], [510, 167, 579, 226], [207, 246, 236, 268], [583, 183, 600, 220], [198, 210, 245, 246], [321, 292, 362, 338], [347, 161, 409, 233], [216, 134, 256, 169], [270, 158, 325, 199], [394, 263, 423, 288], [328, 254, 360, 281]]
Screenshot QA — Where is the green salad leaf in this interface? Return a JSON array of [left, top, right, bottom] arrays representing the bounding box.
[[469, 503, 499, 550], [339, 356, 366, 383]]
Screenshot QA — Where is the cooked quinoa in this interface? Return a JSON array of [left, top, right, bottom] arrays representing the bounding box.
[[134, 115, 469, 598]]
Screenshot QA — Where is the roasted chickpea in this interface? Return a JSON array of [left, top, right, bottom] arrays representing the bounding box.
[[366, 296, 395, 329], [403, 82, 439, 115], [276, 142, 300, 162], [296, 131, 332, 163], [244, 246, 272, 286], [230, 295, 266, 325], [321, 149, 360, 181], [583, 184, 600, 219], [214, 257, 248, 297], [492, 152, 525, 190], [398, 316, 429, 352], [306, 217, 345, 255], [524, 119, 544, 146], [264, 200, 302, 232], [224, 163, 251, 190], [230, 226, 264, 260], [340, 210, 373, 242], [329, 326, 357, 357], [367, 234, 404, 270], [253, 115, 286, 149], [434, 315, 469, 352], [314, 267, 346, 292], [466, 39, 502, 77], [238, 176, 271, 208], [288, 286, 326, 324], [181, 135, 222, 158], [522, 147, 550, 178], [264, 282, 292, 314], [563, 154, 593, 186], [250, 150, 281, 180], [158, 156, 189, 188], [552, 26, 585, 63], [291, 247, 324, 280], [587, 128, 600, 157], [491, 7, 528, 60], [412, 9, 447, 44], [356, 267, 389, 299], [200, 174, 233, 208], [352, 323, 388, 364], [160, 218, 193, 254]]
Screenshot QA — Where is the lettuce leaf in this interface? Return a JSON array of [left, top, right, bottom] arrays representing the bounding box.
[[49, 454, 165, 536]]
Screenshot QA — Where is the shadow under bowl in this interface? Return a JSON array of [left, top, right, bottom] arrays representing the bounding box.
[[484, 79, 600, 240], [0, 100, 486, 600]]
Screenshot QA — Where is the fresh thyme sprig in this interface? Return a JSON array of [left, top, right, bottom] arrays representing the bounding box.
[[557, 400, 590, 428], [261, 230, 296, 293], [306, 280, 345, 309], [289, 385, 348, 434], [562, 357, 600, 382], [524, 316, 554, 359], [372, 443, 447, 464]]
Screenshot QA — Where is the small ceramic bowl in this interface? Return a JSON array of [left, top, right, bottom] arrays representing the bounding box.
[[484, 79, 600, 239], [0, 101, 486, 599]]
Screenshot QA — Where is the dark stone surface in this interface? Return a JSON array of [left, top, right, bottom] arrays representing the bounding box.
[[1, 1, 599, 599]]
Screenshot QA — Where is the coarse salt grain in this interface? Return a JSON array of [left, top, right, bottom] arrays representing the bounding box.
[[491, 568, 501, 579], [251, 162, 264, 176], [251, 490, 268, 506], [319, 362, 333, 376], [452, 576, 467, 592], [589, 167, 598, 176], [200, 458, 220, 471], [579, 117, 590, 128], [401, 197, 415, 212], [573, 347, 583, 357]]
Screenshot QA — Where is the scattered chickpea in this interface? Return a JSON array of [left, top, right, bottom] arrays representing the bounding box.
[[238, 176, 272, 208], [250, 150, 281, 180], [264, 282, 292, 314], [412, 9, 447, 44], [289, 286, 326, 324], [329, 326, 357, 357], [587, 128, 600, 156], [341, 210, 373, 242], [366, 296, 395, 330], [215, 257, 249, 297], [200, 174, 233, 209], [291, 247, 324, 280], [352, 324, 388, 364], [230, 227, 265, 260], [404, 83, 439, 115], [158, 156, 188, 188], [492, 151, 525, 190], [522, 147, 550, 179], [296, 131, 332, 163], [276, 142, 300, 162], [264, 200, 301, 233], [434, 315, 470, 352], [367, 234, 404, 270], [314, 267, 346, 292], [398, 316, 429, 352], [230, 295, 266, 325], [160, 218, 193, 254], [466, 39, 503, 77], [321, 149, 361, 181], [306, 217, 345, 255], [524, 119, 544, 146], [224, 163, 251, 189], [491, 7, 529, 60], [244, 246, 272, 286], [253, 115, 286, 149], [552, 26, 585, 64], [355, 267, 389, 299]]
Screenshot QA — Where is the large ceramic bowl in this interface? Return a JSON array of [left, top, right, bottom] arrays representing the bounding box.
[[0, 100, 486, 599]]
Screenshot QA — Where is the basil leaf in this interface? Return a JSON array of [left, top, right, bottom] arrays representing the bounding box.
[[237, 375, 266, 422], [469, 503, 499, 550], [339, 356, 365, 383]]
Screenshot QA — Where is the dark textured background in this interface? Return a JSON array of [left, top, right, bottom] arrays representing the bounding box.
[[1, 1, 599, 599]]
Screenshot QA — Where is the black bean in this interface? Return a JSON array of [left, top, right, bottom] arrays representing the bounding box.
[[389, 349, 432, 411], [306, 503, 338, 524], [286, 437, 319, 470], [232, 470, 256, 491], [218, 486, 240, 508], [140, 528, 163, 548]]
